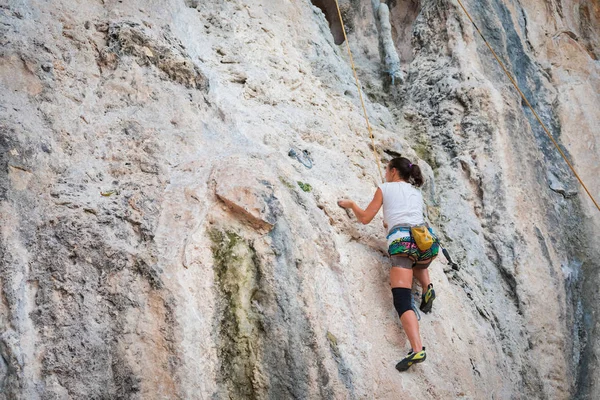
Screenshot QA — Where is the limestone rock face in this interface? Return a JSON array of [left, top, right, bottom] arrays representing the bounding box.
[[213, 157, 282, 231], [0, 0, 599, 399]]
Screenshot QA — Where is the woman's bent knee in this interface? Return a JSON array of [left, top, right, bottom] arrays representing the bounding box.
[[392, 288, 412, 318]]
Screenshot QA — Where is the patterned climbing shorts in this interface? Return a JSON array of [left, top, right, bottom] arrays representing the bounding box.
[[387, 226, 439, 267]]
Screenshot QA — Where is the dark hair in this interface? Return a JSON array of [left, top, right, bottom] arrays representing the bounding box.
[[388, 157, 424, 187]]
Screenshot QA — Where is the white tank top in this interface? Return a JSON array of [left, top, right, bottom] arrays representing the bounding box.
[[379, 181, 425, 232]]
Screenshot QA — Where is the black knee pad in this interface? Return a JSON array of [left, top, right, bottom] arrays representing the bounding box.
[[392, 288, 412, 318]]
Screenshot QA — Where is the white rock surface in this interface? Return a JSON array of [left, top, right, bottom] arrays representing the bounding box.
[[0, 0, 598, 399]]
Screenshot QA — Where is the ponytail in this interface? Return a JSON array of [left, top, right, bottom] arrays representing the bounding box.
[[388, 157, 424, 187], [410, 164, 424, 187]]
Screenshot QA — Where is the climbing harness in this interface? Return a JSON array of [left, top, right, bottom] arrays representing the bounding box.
[[332, 0, 384, 183], [455, 0, 600, 213]]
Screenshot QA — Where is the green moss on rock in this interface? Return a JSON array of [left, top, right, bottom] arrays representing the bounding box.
[[209, 229, 264, 398], [297, 181, 312, 192], [414, 142, 438, 171], [326, 331, 341, 358], [279, 176, 295, 190]]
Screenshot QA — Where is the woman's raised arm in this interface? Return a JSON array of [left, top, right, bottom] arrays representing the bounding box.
[[338, 188, 383, 225]]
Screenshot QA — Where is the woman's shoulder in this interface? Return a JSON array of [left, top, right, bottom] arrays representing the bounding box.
[[379, 181, 422, 194], [397, 181, 418, 191], [400, 182, 424, 199], [380, 181, 415, 190]]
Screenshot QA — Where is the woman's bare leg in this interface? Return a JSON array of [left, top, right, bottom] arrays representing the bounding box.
[[413, 267, 431, 291], [390, 266, 422, 352]]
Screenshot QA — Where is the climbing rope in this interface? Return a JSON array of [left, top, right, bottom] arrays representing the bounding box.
[[333, 1, 460, 269], [455, 0, 600, 212], [333, 0, 385, 183], [332, 0, 599, 211]]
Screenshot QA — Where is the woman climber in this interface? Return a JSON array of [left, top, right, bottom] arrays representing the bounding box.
[[337, 157, 439, 372]]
